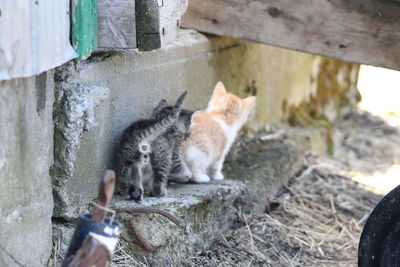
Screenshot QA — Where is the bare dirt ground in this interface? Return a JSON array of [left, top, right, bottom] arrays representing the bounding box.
[[175, 111, 399, 267]]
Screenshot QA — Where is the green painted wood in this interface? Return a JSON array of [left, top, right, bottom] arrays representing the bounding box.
[[71, 0, 98, 60]]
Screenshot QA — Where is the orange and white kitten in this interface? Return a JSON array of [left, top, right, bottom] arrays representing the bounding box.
[[182, 82, 256, 183]]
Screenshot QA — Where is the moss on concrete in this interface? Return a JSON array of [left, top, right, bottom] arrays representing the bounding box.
[[282, 58, 360, 155], [286, 58, 360, 126]]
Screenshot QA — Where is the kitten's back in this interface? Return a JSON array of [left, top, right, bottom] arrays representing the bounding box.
[[182, 82, 255, 183], [184, 112, 227, 161]]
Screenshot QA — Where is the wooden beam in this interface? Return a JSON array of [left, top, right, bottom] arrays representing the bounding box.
[[98, 0, 136, 49], [181, 0, 400, 70]]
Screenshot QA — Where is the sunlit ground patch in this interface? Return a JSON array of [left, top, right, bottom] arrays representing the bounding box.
[[352, 65, 400, 194], [358, 65, 400, 127]]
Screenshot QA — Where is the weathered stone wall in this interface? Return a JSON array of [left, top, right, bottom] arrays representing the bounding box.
[[51, 30, 327, 220], [285, 57, 360, 126], [0, 72, 54, 266], [282, 58, 360, 155], [210, 37, 317, 128]]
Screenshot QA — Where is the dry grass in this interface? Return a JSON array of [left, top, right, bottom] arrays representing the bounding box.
[[179, 159, 381, 267], [112, 243, 148, 267], [49, 240, 148, 267], [48, 239, 63, 267]]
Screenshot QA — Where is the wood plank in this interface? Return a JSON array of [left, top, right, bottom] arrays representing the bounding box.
[[98, 0, 136, 49], [135, 0, 189, 51], [181, 0, 400, 70], [0, 0, 77, 80], [97, 0, 188, 51], [135, 0, 161, 51], [71, 0, 98, 60]]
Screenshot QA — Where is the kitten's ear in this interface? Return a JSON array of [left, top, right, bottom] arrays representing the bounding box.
[[152, 99, 168, 117], [212, 81, 226, 96], [242, 96, 256, 109], [155, 99, 169, 109]]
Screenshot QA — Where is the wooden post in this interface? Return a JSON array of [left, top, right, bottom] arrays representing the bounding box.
[[96, 0, 188, 51], [135, 0, 161, 51], [71, 0, 98, 60], [98, 0, 136, 49]]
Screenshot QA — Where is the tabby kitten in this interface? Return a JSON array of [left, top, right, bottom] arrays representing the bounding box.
[[150, 101, 195, 197], [182, 82, 256, 183], [115, 92, 187, 201]]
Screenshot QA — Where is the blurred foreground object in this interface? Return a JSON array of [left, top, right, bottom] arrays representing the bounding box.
[[358, 184, 400, 266], [62, 170, 122, 267]]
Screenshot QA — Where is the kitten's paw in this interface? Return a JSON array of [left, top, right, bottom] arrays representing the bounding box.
[[152, 182, 167, 197], [211, 172, 224, 181], [192, 173, 210, 183], [183, 168, 192, 178], [170, 174, 191, 183], [170, 166, 192, 183], [128, 185, 143, 202]]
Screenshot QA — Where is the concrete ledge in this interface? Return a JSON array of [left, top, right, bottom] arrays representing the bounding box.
[[113, 180, 246, 260], [111, 140, 303, 263], [53, 180, 246, 261], [225, 139, 304, 211], [54, 138, 303, 266], [52, 139, 304, 264]]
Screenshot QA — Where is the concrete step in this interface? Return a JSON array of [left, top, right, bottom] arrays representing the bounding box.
[[112, 140, 303, 264], [113, 180, 246, 261], [225, 139, 304, 212], [52, 180, 246, 263]]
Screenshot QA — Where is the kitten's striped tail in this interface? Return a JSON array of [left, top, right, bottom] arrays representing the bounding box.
[[139, 91, 188, 142], [174, 91, 187, 108]]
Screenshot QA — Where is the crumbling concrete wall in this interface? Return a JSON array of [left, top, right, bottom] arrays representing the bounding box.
[[51, 30, 327, 220], [282, 58, 360, 155], [0, 72, 54, 266]]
